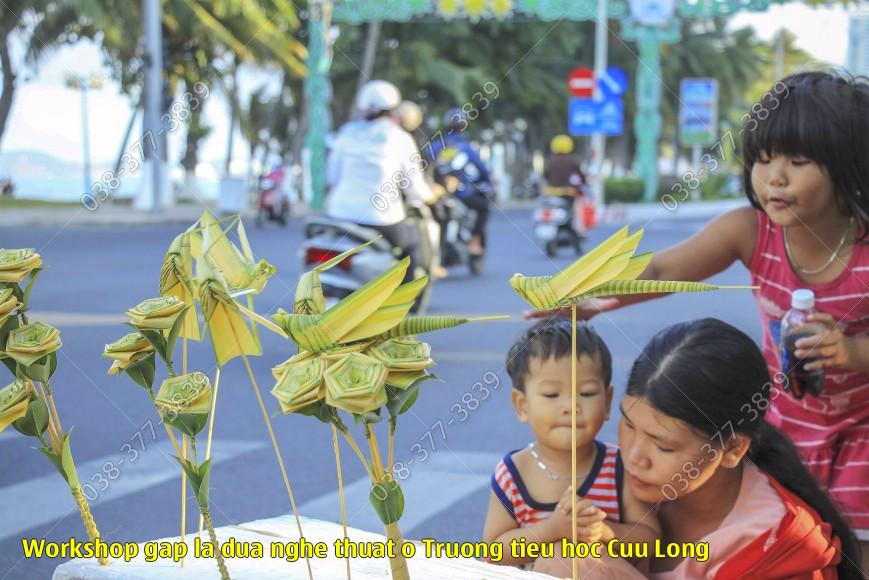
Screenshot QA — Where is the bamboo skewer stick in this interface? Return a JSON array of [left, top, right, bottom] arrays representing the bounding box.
[[339, 430, 374, 480], [180, 436, 188, 568], [571, 304, 578, 580], [200, 367, 222, 536], [332, 426, 352, 580], [233, 336, 313, 580]]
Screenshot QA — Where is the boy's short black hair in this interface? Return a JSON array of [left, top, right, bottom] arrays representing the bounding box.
[[506, 318, 612, 392]]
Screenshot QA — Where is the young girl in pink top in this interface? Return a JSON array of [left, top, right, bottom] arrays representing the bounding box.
[[534, 72, 869, 566]]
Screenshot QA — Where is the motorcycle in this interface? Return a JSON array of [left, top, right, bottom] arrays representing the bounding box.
[[300, 205, 435, 313], [255, 169, 290, 227], [433, 151, 489, 276], [432, 193, 484, 277], [534, 186, 585, 257]]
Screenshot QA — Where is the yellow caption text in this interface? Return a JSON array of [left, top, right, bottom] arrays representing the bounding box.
[[21, 537, 708, 563]]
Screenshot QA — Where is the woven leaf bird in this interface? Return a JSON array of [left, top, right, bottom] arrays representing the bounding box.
[[510, 226, 755, 310]]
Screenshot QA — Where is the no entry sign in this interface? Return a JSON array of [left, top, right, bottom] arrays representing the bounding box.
[[567, 67, 594, 98]]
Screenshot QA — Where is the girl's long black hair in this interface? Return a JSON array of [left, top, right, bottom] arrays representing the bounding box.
[[742, 71, 869, 242], [626, 318, 862, 579]]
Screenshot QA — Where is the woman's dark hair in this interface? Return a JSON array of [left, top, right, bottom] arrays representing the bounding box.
[[627, 318, 861, 579], [506, 318, 612, 392], [742, 71, 869, 242]]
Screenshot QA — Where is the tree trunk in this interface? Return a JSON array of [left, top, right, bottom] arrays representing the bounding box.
[[357, 21, 381, 92], [0, 30, 17, 153], [224, 56, 239, 175], [181, 106, 203, 200]]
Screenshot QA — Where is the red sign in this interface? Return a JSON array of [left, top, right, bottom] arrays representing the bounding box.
[[567, 67, 595, 98]]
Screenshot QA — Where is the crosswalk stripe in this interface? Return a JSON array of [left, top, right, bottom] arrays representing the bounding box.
[[299, 451, 498, 535], [1, 439, 265, 542]]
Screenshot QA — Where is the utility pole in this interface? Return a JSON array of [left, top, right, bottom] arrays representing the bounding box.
[[142, 0, 164, 213], [66, 74, 103, 202], [589, 0, 608, 207]]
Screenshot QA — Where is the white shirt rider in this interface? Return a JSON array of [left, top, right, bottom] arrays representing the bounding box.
[[326, 116, 434, 226]]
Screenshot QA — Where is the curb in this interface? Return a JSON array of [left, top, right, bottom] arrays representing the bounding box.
[[0, 199, 746, 228]]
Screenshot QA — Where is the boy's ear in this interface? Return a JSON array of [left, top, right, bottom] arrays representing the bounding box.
[[511, 388, 528, 423], [604, 384, 614, 420], [721, 434, 751, 468]]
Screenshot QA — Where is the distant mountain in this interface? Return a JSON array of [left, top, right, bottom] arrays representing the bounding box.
[[0, 150, 80, 177]]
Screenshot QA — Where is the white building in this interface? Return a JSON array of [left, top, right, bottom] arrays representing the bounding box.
[[847, 9, 869, 76]]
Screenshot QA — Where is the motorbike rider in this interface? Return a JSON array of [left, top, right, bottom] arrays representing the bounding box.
[[543, 134, 587, 236], [326, 81, 435, 282], [427, 108, 492, 256], [394, 100, 450, 280]]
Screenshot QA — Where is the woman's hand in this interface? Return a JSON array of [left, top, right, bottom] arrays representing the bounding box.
[[795, 313, 858, 371], [523, 297, 621, 321]]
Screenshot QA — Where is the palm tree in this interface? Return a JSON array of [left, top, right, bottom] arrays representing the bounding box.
[[0, 0, 89, 152]]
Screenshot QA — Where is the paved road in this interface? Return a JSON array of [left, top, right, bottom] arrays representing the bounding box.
[[0, 206, 759, 579]]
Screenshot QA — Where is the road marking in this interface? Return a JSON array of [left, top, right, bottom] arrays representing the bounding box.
[[26, 311, 125, 327], [299, 450, 498, 535], [0, 439, 264, 542]]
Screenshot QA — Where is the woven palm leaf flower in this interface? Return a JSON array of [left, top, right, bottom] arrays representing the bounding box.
[[159, 232, 201, 341], [271, 355, 326, 414], [271, 350, 316, 381], [324, 352, 388, 414], [126, 296, 187, 330], [369, 337, 434, 390], [4, 322, 62, 367], [509, 226, 754, 310], [0, 379, 32, 433], [103, 332, 154, 375], [369, 337, 433, 371], [0, 287, 19, 326], [0, 248, 42, 283], [154, 372, 212, 438]]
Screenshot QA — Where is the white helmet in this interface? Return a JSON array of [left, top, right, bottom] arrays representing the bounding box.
[[356, 80, 401, 116]]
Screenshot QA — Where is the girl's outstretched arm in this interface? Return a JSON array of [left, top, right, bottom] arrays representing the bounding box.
[[526, 206, 758, 320]]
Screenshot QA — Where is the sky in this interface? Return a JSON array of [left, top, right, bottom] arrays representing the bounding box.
[[0, 4, 858, 170]]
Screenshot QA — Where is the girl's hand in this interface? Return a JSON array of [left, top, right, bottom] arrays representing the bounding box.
[[795, 313, 856, 371], [523, 298, 621, 321]]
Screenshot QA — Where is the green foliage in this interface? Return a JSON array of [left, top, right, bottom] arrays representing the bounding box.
[[604, 178, 644, 204]]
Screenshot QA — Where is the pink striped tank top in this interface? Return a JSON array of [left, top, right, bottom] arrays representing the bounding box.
[[750, 210, 869, 430], [491, 440, 622, 526]]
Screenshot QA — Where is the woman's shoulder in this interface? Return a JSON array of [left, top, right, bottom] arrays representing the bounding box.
[[713, 465, 842, 578]]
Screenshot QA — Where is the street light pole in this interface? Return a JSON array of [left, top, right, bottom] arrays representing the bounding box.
[[143, 0, 164, 213], [589, 0, 608, 207], [80, 82, 92, 198], [66, 74, 102, 203]]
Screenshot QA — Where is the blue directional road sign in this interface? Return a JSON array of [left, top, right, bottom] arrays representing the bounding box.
[[597, 67, 628, 98], [679, 78, 718, 146], [596, 97, 624, 135], [569, 97, 624, 136], [569, 98, 597, 135]]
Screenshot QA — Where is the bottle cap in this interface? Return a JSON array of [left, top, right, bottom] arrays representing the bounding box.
[[791, 289, 815, 310]]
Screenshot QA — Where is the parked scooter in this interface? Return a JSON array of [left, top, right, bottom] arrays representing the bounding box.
[[534, 186, 584, 257], [300, 206, 435, 313], [255, 168, 290, 227]]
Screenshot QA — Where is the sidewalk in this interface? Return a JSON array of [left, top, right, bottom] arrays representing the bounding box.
[[0, 198, 747, 228]]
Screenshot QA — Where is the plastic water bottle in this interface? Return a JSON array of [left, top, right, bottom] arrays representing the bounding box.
[[780, 289, 826, 399]]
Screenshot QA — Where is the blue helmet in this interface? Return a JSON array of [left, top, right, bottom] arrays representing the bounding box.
[[444, 108, 466, 130]]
